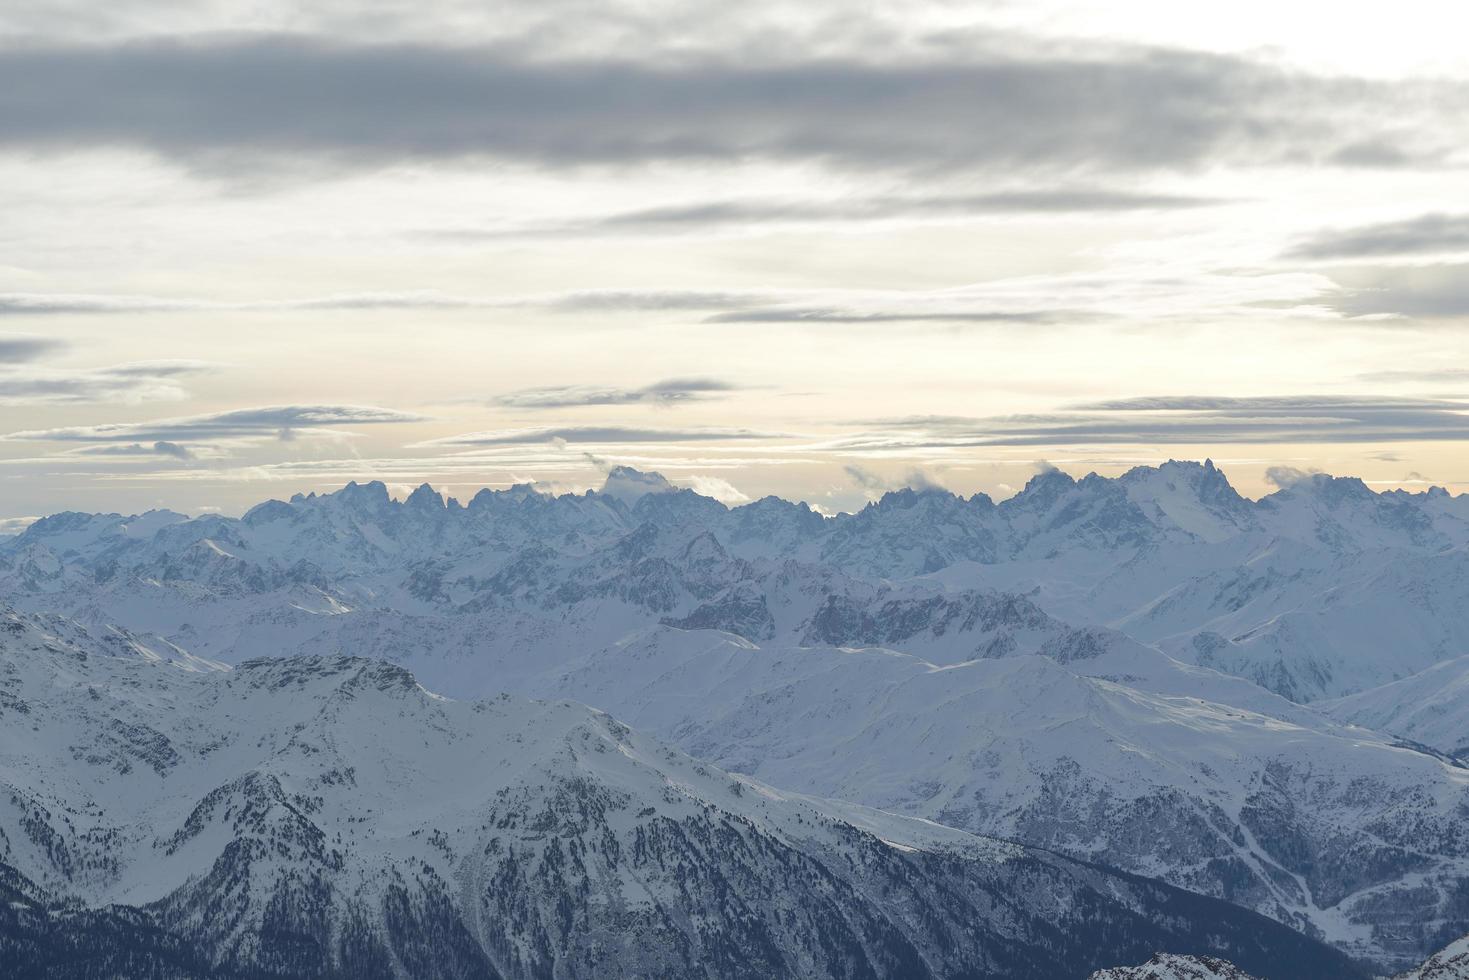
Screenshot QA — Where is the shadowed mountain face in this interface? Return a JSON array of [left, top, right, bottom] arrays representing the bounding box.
[[5, 461, 1469, 971], [0, 611, 1365, 980]]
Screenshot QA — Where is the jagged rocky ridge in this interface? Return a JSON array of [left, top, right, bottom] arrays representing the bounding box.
[[0, 610, 1362, 980], [1391, 933, 1469, 979], [1090, 931, 1469, 980], [1089, 953, 1263, 980]]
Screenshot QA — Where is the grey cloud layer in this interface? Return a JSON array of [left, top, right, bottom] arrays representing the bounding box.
[[0, 35, 1455, 175], [0, 334, 67, 362], [836, 395, 1469, 448], [1332, 263, 1469, 319], [1288, 213, 1469, 260], [5, 404, 424, 443], [66, 440, 196, 459]]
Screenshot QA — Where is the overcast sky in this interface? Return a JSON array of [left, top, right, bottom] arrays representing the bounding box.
[[2, 0, 1468, 522]]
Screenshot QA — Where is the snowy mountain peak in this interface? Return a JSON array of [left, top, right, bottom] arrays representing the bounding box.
[[504, 481, 543, 497], [331, 478, 393, 511], [21, 509, 122, 536], [1014, 464, 1077, 499], [873, 484, 955, 508], [404, 481, 446, 511], [241, 497, 295, 525], [1285, 472, 1376, 503], [595, 465, 676, 504], [117, 509, 190, 537], [1111, 458, 1255, 542], [1122, 458, 1242, 496]]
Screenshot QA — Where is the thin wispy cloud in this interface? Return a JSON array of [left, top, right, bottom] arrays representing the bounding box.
[[707, 270, 1338, 326], [0, 270, 1343, 327], [65, 440, 199, 460], [685, 475, 750, 503], [829, 395, 1469, 449], [842, 463, 946, 493], [0, 360, 213, 405], [0, 290, 506, 316], [71, 450, 819, 487], [595, 189, 1225, 225], [5, 405, 425, 443], [705, 308, 1069, 325], [1263, 464, 1324, 488], [0, 289, 777, 317], [1069, 395, 1453, 412], [0, 516, 38, 536], [418, 425, 783, 448], [1357, 368, 1469, 385], [430, 188, 1226, 239], [843, 464, 889, 491], [493, 378, 742, 409]]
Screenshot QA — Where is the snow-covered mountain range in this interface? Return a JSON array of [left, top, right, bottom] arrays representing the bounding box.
[[532, 626, 1469, 967], [4, 460, 1469, 974], [0, 609, 1360, 980], [7, 460, 1467, 702]]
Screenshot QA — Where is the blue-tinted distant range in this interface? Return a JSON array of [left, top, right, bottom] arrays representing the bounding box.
[[4, 2, 1469, 979]]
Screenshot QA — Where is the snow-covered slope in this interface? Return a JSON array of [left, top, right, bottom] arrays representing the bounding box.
[[1321, 657, 1469, 760], [532, 626, 1469, 969], [0, 609, 1362, 980], [1118, 544, 1469, 702]]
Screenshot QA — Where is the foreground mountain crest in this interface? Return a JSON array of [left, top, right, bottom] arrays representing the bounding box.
[[0, 609, 1363, 980]]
